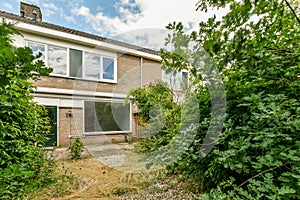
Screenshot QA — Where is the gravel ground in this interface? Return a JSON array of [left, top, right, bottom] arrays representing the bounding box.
[[119, 189, 197, 200], [118, 180, 198, 200], [85, 143, 161, 173]]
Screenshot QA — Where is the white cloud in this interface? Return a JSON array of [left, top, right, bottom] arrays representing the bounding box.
[[26, 0, 40, 5], [3, 2, 13, 10], [63, 14, 75, 23], [26, 0, 80, 24], [72, 2, 144, 36], [116, 28, 170, 50], [41, 3, 59, 17], [42, 3, 59, 11], [72, 0, 229, 49], [44, 10, 53, 16]]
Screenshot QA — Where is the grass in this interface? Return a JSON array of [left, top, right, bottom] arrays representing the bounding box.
[[27, 147, 200, 199], [27, 156, 149, 199]]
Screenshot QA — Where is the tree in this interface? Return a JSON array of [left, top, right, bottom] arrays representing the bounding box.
[[159, 0, 300, 198], [126, 82, 181, 152], [0, 23, 52, 199]]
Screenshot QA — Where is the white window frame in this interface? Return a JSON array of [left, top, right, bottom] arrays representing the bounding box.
[[27, 41, 47, 66], [162, 69, 189, 91], [83, 100, 132, 135], [26, 40, 118, 83]]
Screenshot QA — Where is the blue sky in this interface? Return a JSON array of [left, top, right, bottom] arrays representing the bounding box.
[[0, 0, 228, 49]]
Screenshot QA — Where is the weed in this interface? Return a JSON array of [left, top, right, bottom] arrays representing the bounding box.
[[68, 138, 84, 160], [111, 138, 118, 144], [113, 188, 126, 196]]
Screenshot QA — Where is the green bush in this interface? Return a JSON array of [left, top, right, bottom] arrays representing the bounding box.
[[68, 138, 84, 160], [0, 23, 53, 199], [156, 0, 300, 198], [127, 82, 181, 153]]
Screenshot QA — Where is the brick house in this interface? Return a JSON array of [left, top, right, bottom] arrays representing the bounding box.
[[0, 3, 169, 146]]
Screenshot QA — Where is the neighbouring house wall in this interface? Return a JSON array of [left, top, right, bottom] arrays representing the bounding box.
[[115, 53, 141, 94], [142, 58, 163, 86]]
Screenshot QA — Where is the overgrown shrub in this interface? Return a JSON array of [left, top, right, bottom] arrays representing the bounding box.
[[126, 82, 181, 153], [144, 0, 300, 198], [0, 23, 53, 199]]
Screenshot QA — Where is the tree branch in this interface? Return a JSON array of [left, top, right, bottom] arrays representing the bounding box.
[[284, 0, 300, 25], [238, 163, 288, 188]]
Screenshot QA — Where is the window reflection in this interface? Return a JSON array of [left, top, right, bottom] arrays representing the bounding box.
[[48, 45, 67, 75], [70, 49, 82, 78], [84, 101, 130, 133], [182, 71, 188, 88], [28, 42, 45, 62], [27, 41, 116, 82], [103, 57, 114, 80], [85, 53, 100, 79]]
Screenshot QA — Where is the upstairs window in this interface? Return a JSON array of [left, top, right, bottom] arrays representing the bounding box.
[[103, 57, 114, 80], [48, 45, 67, 76], [28, 41, 45, 62], [162, 70, 189, 90], [69, 49, 82, 78], [85, 53, 101, 79], [27, 40, 117, 83], [182, 71, 188, 88]]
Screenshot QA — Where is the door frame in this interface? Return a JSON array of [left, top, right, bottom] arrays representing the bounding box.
[[45, 105, 58, 147]]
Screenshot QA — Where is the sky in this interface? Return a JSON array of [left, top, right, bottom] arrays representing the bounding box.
[[0, 0, 229, 49]]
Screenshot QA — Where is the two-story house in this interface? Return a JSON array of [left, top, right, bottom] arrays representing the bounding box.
[[0, 2, 167, 146]]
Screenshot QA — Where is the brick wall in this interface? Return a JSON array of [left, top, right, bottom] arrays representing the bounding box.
[[34, 54, 161, 95], [20, 2, 42, 21], [34, 76, 116, 93], [142, 58, 162, 86], [114, 53, 141, 94], [58, 107, 83, 147]]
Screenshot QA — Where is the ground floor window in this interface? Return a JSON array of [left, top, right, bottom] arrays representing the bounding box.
[[84, 101, 131, 133]]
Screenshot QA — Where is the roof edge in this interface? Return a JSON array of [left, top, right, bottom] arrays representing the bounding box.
[[0, 10, 160, 57]]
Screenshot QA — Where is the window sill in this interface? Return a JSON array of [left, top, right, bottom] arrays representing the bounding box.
[[45, 74, 117, 84], [83, 131, 132, 136]]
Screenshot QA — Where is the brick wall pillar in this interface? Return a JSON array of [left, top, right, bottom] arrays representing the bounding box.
[[58, 108, 83, 147]]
